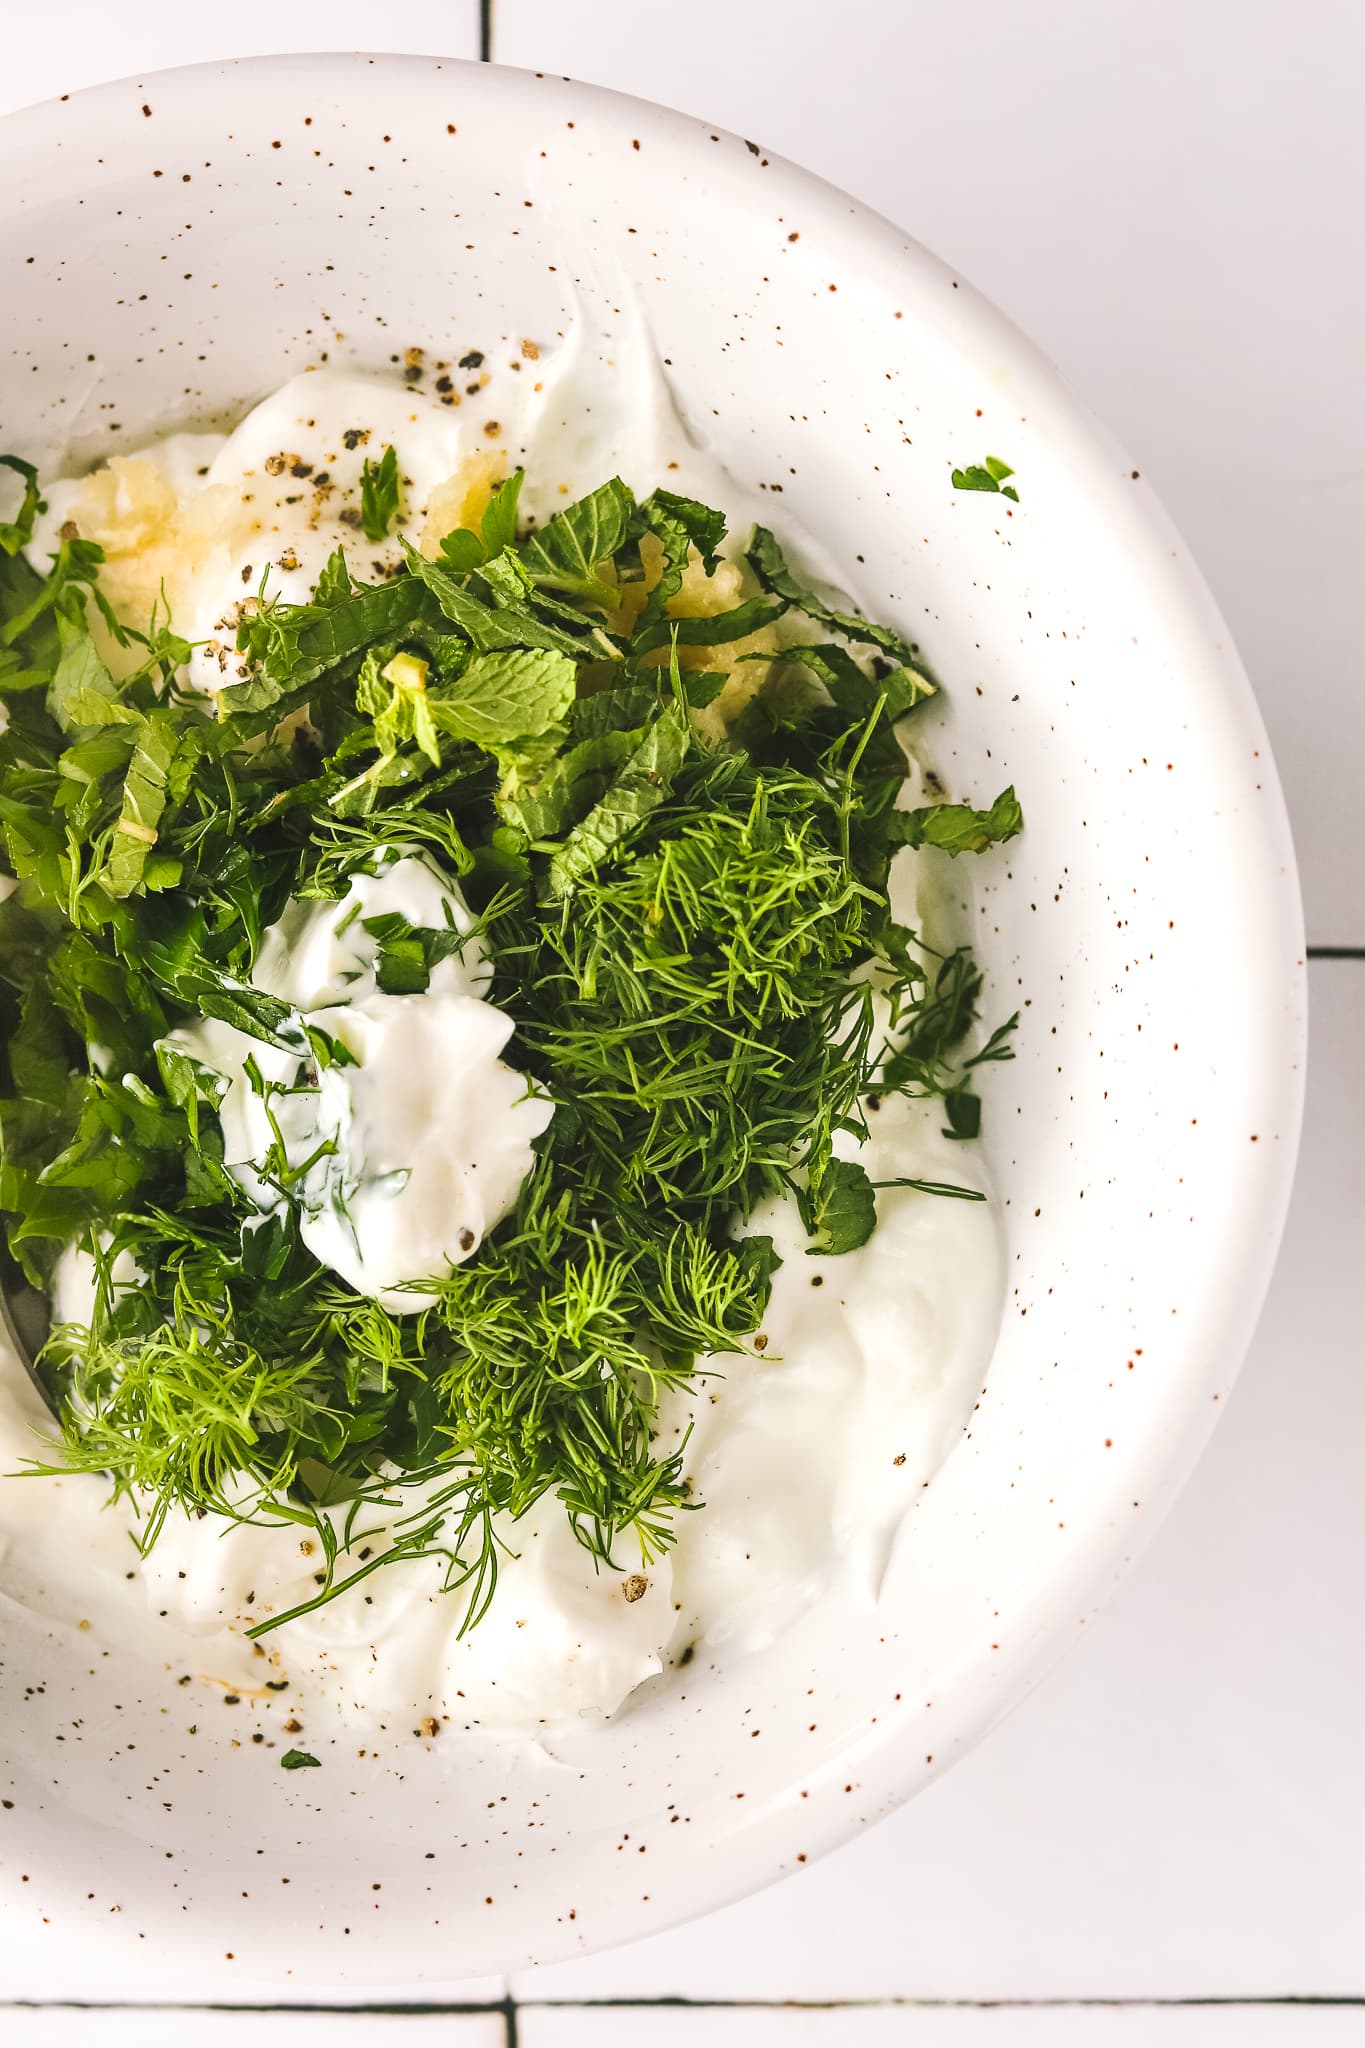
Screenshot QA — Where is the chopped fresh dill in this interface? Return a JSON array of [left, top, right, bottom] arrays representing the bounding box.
[[0, 455, 1021, 1636]]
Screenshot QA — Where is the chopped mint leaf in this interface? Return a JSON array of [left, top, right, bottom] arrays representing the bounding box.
[[630, 498, 691, 638], [0, 654, 50, 696], [48, 599, 141, 732], [439, 470, 525, 572], [303, 1023, 360, 1071], [731, 1232, 782, 1299], [313, 547, 354, 606], [630, 488, 729, 637], [155, 1040, 228, 1149], [280, 1749, 322, 1771], [520, 478, 634, 610], [358, 913, 478, 998], [478, 549, 535, 608], [140, 942, 303, 1052], [952, 457, 1020, 502], [805, 1158, 877, 1255], [746, 526, 911, 661], [547, 700, 690, 896], [0, 454, 43, 556], [359, 443, 401, 542], [478, 469, 524, 559], [213, 671, 285, 717], [646, 489, 727, 574], [766, 642, 935, 722], [404, 541, 597, 658], [630, 593, 785, 654], [569, 680, 664, 741], [106, 714, 178, 898], [0, 532, 103, 651], [496, 726, 643, 840], [941, 1088, 982, 1141], [430, 646, 577, 750], [678, 670, 728, 710], [357, 649, 441, 767], [888, 785, 1023, 857], [236, 575, 437, 691]]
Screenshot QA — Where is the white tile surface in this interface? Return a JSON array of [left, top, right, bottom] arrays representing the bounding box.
[[492, 0, 1365, 948], [0, 0, 480, 117], [0, 1963, 509, 2015], [0, 4, 1359, 2018], [2, 2015, 507, 2046], [0, 1892, 506, 2009], [519, 2010, 1365, 2047], [510, 961, 1365, 2003]]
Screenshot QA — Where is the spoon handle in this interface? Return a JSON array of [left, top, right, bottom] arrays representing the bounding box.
[[0, 1233, 55, 1418]]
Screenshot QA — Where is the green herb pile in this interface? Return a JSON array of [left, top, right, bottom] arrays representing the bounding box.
[[0, 453, 1020, 1633]]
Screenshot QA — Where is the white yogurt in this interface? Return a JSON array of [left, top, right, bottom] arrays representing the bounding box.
[[30, 373, 465, 695], [168, 857, 551, 1310], [3, 341, 1004, 1740]]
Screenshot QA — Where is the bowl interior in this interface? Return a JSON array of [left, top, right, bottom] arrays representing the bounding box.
[[0, 54, 1304, 1986]]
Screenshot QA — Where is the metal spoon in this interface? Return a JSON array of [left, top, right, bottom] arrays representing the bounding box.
[[0, 1233, 55, 1416]]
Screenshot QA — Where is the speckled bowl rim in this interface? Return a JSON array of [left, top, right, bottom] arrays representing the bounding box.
[[0, 49, 1307, 1985]]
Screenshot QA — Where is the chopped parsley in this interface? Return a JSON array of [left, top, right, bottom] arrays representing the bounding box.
[[0, 458, 1021, 1635]]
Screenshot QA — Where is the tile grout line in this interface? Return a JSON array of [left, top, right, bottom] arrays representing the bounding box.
[[0, 1998, 512, 2016], [506, 1995, 1365, 2014], [501, 1998, 1365, 2015], [5, 1995, 1364, 2014]]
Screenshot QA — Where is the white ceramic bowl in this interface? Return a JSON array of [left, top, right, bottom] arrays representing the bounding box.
[[0, 53, 1304, 1989]]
